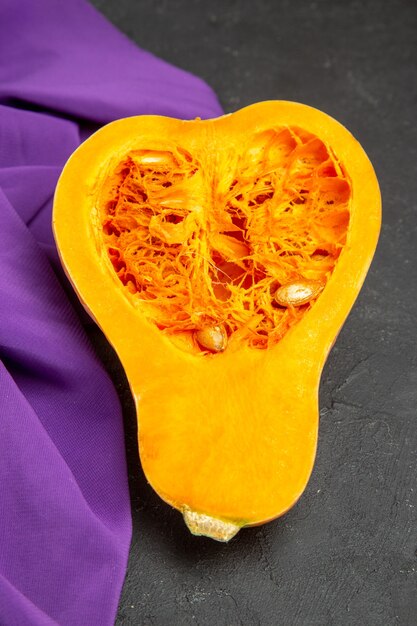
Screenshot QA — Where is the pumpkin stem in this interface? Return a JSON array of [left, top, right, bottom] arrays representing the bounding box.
[[182, 507, 241, 542]]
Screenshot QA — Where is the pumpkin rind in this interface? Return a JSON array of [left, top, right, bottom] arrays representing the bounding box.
[[53, 101, 381, 540]]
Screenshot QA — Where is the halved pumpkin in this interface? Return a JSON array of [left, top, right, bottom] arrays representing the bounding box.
[[53, 101, 381, 541]]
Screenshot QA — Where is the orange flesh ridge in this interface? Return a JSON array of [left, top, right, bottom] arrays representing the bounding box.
[[99, 126, 350, 352]]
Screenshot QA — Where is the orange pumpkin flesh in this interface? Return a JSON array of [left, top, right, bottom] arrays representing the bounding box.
[[53, 102, 381, 541]]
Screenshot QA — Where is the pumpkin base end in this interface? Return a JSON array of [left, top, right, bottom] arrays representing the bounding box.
[[182, 507, 240, 542]]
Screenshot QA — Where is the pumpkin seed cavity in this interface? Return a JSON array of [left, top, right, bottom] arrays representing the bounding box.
[[98, 128, 350, 353]]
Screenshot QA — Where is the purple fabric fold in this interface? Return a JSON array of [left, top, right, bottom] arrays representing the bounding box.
[[0, 1, 223, 624]]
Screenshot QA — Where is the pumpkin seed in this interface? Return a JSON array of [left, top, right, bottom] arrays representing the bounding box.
[[135, 150, 176, 167], [274, 279, 324, 307], [195, 325, 227, 352]]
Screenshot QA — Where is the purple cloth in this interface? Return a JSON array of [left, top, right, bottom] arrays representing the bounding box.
[[0, 1, 222, 625]]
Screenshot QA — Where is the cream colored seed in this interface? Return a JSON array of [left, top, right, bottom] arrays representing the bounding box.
[[195, 325, 227, 353], [275, 279, 325, 307], [135, 150, 175, 166]]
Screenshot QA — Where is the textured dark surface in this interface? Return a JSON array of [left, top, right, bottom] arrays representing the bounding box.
[[89, 1, 417, 624]]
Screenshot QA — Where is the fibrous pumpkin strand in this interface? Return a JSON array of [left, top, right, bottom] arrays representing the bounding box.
[[98, 127, 350, 352]]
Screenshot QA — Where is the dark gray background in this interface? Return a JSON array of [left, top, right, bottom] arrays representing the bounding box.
[[89, 1, 417, 624]]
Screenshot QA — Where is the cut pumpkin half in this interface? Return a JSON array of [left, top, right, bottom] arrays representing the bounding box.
[[53, 101, 381, 541]]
